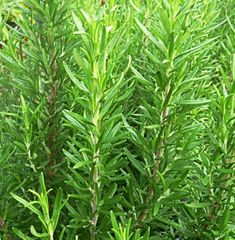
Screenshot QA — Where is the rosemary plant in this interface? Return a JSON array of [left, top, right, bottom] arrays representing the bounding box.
[[0, 0, 234, 239]]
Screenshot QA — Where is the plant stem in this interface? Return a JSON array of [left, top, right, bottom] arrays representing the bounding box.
[[138, 140, 162, 222], [48, 80, 57, 174], [48, 29, 58, 175], [91, 148, 100, 239], [0, 217, 11, 239], [138, 87, 170, 222], [90, 105, 101, 239]]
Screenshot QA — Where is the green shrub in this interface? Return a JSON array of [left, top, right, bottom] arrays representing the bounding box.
[[0, 0, 234, 239]]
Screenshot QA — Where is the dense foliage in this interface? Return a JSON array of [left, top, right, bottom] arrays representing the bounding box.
[[0, 0, 234, 239]]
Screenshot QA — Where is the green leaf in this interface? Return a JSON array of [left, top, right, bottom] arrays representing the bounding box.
[[186, 203, 211, 208], [135, 17, 166, 56], [51, 188, 63, 231], [11, 193, 43, 218], [73, 160, 91, 169], [63, 111, 87, 133], [123, 147, 146, 175], [30, 225, 48, 238], [110, 211, 121, 239], [63, 62, 89, 92], [177, 99, 211, 105], [13, 228, 33, 240]]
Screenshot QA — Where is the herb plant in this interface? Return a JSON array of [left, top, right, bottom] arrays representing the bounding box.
[[0, 0, 234, 239]]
